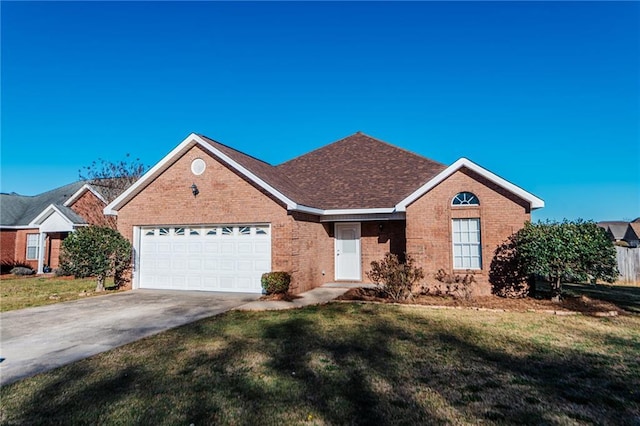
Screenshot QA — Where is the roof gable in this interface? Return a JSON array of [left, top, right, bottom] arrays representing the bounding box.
[[395, 158, 544, 211]]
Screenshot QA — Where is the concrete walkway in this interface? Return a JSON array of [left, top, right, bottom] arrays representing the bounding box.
[[0, 284, 359, 386], [235, 283, 359, 311]]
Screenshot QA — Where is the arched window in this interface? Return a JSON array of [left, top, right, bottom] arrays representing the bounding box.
[[452, 192, 479, 206]]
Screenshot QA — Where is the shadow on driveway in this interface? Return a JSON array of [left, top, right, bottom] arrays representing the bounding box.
[[0, 290, 259, 385]]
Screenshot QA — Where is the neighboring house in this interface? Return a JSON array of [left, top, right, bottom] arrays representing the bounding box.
[[598, 221, 630, 244], [598, 219, 640, 248], [623, 221, 640, 248], [105, 132, 544, 295], [0, 182, 113, 273]]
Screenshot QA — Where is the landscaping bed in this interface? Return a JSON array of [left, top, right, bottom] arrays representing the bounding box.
[[337, 287, 628, 316]]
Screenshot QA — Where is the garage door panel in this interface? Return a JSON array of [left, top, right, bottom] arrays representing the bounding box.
[[203, 242, 219, 254], [139, 225, 270, 293], [237, 260, 252, 272], [237, 242, 252, 254]]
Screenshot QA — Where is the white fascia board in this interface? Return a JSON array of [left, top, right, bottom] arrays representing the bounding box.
[[29, 204, 75, 227], [0, 225, 39, 230], [104, 133, 298, 215], [64, 184, 107, 206], [291, 205, 325, 215], [322, 207, 397, 215], [395, 158, 545, 211], [291, 205, 397, 216]]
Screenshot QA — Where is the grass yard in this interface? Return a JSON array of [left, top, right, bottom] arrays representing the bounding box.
[[1, 303, 638, 425], [0, 276, 118, 312]]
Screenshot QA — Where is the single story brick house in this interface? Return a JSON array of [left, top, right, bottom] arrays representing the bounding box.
[[105, 132, 544, 295], [1, 182, 113, 273]]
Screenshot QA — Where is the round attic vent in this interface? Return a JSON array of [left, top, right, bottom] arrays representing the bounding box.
[[191, 158, 206, 175]]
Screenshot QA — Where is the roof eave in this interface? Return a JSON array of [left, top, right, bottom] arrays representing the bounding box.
[[395, 157, 545, 212], [104, 133, 299, 216], [64, 184, 107, 207]]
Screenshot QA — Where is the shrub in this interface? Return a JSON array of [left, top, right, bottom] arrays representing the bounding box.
[[422, 269, 475, 300], [367, 253, 424, 301], [489, 238, 531, 298], [1, 260, 32, 275], [60, 226, 132, 291], [10, 266, 35, 276], [493, 220, 618, 302], [261, 272, 291, 295]]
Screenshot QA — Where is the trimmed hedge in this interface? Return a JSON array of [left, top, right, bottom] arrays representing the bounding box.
[[261, 271, 291, 295]]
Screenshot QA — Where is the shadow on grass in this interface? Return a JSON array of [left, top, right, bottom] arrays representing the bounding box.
[[561, 282, 640, 314], [4, 304, 639, 424]]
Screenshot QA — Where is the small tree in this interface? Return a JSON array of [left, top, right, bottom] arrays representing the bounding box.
[[367, 253, 425, 301], [79, 154, 147, 203], [510, 220, 618, 302], [60, 226, 132, 291]]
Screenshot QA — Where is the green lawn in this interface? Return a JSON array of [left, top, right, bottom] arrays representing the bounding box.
[[0, 276, 118, 312], [1, 303, 638, 425]]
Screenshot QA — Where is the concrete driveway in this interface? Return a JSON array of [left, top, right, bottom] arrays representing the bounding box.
[[0, 290, 259, 386]]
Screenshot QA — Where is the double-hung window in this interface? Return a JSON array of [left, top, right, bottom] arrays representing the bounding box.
[[26, 234, 39, 260], [452, 218, 481, 269]]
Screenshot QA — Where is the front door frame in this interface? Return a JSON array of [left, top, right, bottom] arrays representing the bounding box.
[[334, 222, 362, 281]]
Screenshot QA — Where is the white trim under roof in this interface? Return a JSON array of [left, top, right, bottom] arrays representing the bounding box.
[[63, 184, 107, 207], [29, 204, 76, 227], [104, 133, 299, 215], [395, 158, 545, 211]]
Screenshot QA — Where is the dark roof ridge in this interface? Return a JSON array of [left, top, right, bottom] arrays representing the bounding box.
[[197, 133, 275, 167]]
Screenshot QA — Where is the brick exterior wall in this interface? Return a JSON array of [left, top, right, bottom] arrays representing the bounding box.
[[0, 230, 17, 266], [12, 229, 39, 270], [360, 220, 406, 280], [69, 190, 115, 228], [406, 167, 531, 295], [116, 145, 302, 290]]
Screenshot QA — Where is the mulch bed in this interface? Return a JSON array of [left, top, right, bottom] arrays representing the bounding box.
[[259, 293, 301, 302], [337, 287, 625, 316]]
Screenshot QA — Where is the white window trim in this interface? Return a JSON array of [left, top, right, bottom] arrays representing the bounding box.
[[26, 233, 40, 260], [452, 218, 482, 270]]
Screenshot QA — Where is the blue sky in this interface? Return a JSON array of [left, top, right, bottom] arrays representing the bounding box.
[[1, 1, 638, 222]]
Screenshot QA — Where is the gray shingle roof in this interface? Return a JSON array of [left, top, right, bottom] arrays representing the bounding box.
[[0, 181, 88, 227], [598, 221, 631, 240]]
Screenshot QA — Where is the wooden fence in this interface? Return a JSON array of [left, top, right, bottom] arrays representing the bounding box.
[[615, 246, 640, 284]]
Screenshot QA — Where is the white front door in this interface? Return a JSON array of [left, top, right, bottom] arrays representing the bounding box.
[[335, 222, 361, 281]]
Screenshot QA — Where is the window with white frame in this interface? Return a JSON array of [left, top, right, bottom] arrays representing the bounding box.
[[452, 218, 481, 269], [26, 234, 39, 260], [452, 192, 479, 206]]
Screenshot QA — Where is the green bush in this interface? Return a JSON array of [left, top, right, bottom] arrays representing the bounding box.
[[261, 272, 291, 295], [367, 253, 425, 301], [60, 226, 132, 291]]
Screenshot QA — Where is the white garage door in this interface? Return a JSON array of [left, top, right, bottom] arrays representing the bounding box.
[[138, 225, 271, 293]]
